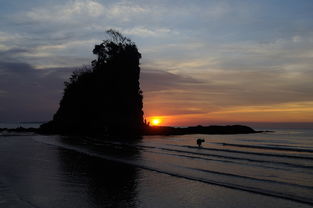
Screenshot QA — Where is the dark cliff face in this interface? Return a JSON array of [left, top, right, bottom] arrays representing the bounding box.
[[40, 30, 144, 135]]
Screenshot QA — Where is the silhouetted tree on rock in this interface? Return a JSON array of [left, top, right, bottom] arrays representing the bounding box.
[[40, 30, 144, 135]]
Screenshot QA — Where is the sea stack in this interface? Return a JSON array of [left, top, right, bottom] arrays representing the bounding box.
[[40, 30, 144, 135]]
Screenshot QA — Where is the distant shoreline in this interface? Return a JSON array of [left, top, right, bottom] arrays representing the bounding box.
[[143, 125, 263, 135], [0, 124, 265, 136]]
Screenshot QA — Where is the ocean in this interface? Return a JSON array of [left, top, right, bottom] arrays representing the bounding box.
[[0, 126, 312, 208]]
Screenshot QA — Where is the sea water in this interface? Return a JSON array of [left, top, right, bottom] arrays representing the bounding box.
[[0, 128, 312, 208]]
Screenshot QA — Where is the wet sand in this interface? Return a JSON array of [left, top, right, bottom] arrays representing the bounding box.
[[0, 131, 312, 208]]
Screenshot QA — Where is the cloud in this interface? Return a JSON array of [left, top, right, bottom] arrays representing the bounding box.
[[107, 1, 149, 22], [122, 27, 175, 38], [23, 0, 151, 24], [0, 32, 24, 50], [26, 0, 105, 22], [0, 46, 92, 69]]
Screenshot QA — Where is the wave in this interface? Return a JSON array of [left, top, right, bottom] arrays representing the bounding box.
[[187, 167, 313, 190], [33, 137, 313, 206], [84, 140, 313, 169], [169, 144, 313, 160], [140, 145, 313, 169], [214, 142, 313, 153], [142, 148, 309, 175]]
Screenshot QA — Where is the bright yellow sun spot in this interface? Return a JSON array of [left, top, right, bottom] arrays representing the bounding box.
[[151, 118, 161, 126]]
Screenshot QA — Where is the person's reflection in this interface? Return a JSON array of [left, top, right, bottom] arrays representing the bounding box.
[[57, 136, 142, 208]]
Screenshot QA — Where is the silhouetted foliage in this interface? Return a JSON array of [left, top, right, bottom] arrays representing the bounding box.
[[40, 30, 144, 135]]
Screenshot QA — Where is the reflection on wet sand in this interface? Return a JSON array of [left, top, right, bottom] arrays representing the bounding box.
[[57, 136, 142, 208]]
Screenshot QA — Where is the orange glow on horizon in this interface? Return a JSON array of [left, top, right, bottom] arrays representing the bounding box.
[[144, 101, 313, 127]]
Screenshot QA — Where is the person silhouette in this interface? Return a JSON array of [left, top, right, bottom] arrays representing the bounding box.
[[196, 138, 205, 147]]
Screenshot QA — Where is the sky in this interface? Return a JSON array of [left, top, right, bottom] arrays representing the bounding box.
[[0, 0, 313, 128]]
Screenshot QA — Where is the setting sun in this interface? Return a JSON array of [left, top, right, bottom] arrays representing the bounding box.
[[151, 118, 161, 126]]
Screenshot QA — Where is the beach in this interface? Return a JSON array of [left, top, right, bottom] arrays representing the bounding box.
[[0, 128, 312, 208]]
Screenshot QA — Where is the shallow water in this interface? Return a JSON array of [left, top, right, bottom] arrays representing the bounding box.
[[0, 129, 312, 207]]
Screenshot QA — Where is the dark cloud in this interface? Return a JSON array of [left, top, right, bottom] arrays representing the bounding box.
[[140, 68, 202, 92], [0, 60, 74, 122], [0, 62, 33, 74]]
